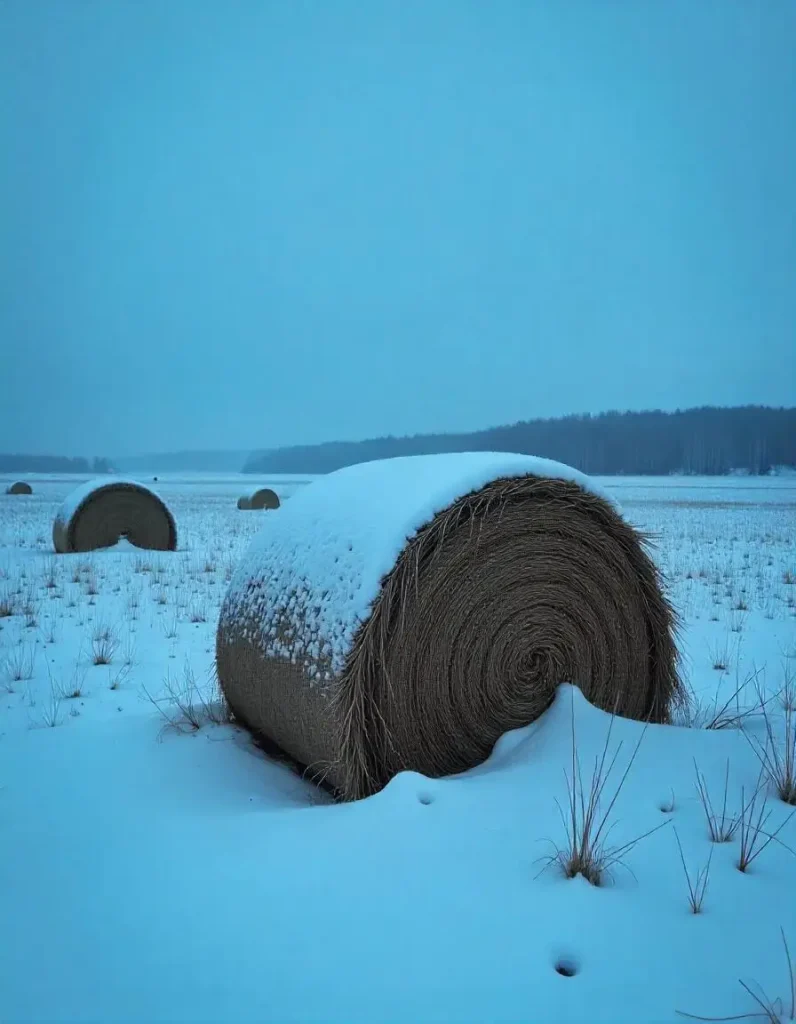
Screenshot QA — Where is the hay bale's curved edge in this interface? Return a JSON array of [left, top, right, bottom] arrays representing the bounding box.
[[6, 481, 33, 495], [217, 452, 681, 802], [222, 452, 618, 676], [53, 476, 177, 553], [250, 487, 280, 510]]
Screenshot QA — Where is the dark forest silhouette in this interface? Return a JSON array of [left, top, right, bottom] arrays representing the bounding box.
[[3, 406, 794, 477], [244, 406, 796, 476], [0, 454, 111, 475]]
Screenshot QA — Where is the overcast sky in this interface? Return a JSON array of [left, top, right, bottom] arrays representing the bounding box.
[[1, 1, 794, 458]]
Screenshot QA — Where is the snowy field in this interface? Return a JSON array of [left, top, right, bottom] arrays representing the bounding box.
[[1, 472, 795, 1023]]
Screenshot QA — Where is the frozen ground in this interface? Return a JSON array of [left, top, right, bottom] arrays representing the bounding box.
[[0, 472, 794, 1022]]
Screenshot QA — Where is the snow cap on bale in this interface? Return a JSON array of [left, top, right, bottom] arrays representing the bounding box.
[[217, 453, 683, 801], [249, 487, 280, 510], [6, 481, 33, 495], [53, 477, 177, 554]]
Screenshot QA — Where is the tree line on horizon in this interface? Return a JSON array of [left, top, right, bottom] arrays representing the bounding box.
[[244, 405, 796, 476], [3, 406, 794, 478], [0, 455, 111, 475]]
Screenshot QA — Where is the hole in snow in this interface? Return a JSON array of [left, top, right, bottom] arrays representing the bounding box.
[[554, 958, 579, 978], [417, 792, 434, 805]]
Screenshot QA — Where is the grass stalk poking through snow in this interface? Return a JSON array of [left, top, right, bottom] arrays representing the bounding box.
[[673, 827, 713, 914], [142, 660, 230, 734], [736, 772, 796, 873], [746, 691, 796, 806], [0, 586, 16, 618], [538, 696, 667, 887], [677, 927, 795, 1021], [90, 621, 119, 665], [3, 642, 36, 689], [677, 668, 771, 731], [46, 659, 88, 701], [121, 632, 137, 668], [780, 665, 796, 713], [37, 677, 64, 729], [709, 637, 733, 672], [694, 759, 741, 843]]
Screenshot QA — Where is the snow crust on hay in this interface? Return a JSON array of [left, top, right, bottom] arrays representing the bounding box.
[[54, 476, 169, 533], [225, 452, 614, 679]]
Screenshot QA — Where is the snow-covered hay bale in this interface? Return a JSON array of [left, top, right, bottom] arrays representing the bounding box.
[[237, 496, 253, 510], [217, 453, 682, 800], [53, 478, 177, 554], [249, 488, 280, 510], [6, 481, 32, 495]]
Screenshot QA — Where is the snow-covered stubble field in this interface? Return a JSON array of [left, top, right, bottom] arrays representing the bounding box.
[[1, 473, 795, 1023]]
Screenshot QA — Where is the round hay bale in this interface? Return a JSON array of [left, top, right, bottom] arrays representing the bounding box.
[[249, 487, 280, 510], [237, 496, 253, 510], [217, 453, 682, 801], [6, 481, 32, 495], [53, 477, 177, 554]]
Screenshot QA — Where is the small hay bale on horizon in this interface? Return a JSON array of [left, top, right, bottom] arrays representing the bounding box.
[[6, 481, 33, 495], [53, 478, 177, 554], [217, 452, 683, 802], [249, 488, 280, 510]]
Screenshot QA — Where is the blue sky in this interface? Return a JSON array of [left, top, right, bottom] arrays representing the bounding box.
[[1, 0, 794, 457]]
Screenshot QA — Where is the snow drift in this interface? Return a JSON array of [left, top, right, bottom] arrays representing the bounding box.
[[53, 477, 177, 554], [217, 453, 682, 800]]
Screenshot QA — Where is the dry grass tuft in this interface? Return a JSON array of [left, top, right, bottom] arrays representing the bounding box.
[[709, 637, 733, 672], [745, 679, 796, 806], [3, 643, 36, 689], [47, 660, 89, 701], [737, 772, 796, 873], [673, 827, 713, 914], [538, 698, 666, 886], [694, 759, 741, 843], [143, 661, 230, 735], [679, 669, 772, 732], [0, 587, 15, 618], [677, 927, 794, 1021], [90, 621, 120, 665]]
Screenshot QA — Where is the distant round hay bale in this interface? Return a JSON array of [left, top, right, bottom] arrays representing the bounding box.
[[6, 481, 32, 495], [237, 496, 252, 510], [217, 453, 682, 801], [249, 488, 280, 510], [53, 478, 177, 554]]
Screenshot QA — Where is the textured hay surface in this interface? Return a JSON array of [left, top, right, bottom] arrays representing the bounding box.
[[6, 481, 32, 495], [237, 496, 253, 510], [217, 464, 681, 801], [250, 488, 280, 510], [53, 480, 177, 554]]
